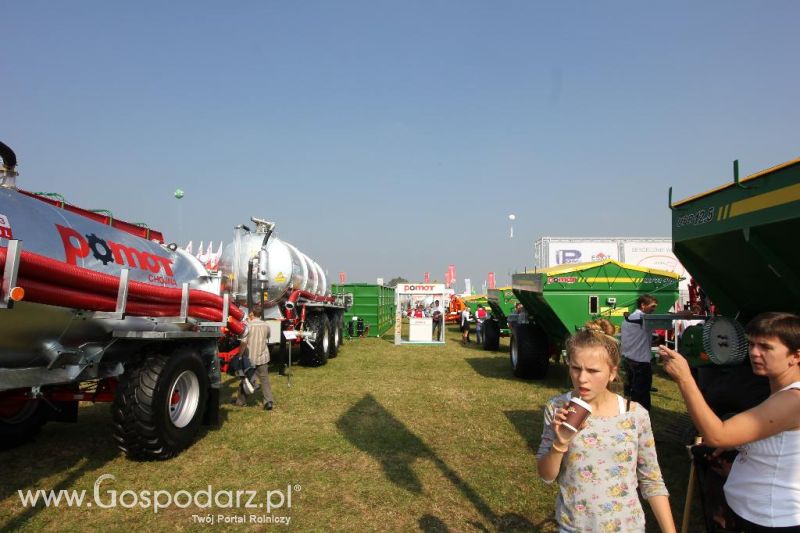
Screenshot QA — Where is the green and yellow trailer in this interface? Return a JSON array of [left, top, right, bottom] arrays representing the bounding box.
[[482, 286, 518, 351], [510, 260, 679, 378]]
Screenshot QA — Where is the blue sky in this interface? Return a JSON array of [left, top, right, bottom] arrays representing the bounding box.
[[5, 1, 799, 289]]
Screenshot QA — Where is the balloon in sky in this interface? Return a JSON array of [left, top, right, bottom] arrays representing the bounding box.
[[174, 188, 184, 199]]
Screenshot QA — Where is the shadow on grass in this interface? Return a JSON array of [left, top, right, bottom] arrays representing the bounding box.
[[464, 356, 516, 381], [503, 410, 543, 454], [465, 356, 572, 391], [338, 394, 534, 532], [647, 403, 695, 446], [0, 403, 119, 530]]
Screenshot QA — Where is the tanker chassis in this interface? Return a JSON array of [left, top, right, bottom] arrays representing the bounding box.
[[0, 143, 245, 459]]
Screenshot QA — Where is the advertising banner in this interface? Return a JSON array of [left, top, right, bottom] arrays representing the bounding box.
[[548, 240, 619, 266], [621, 241, 680, 273]]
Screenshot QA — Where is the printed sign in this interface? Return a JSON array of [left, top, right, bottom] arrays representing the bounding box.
[[0, 214, 11, 239], [549, 241, 619, 266]]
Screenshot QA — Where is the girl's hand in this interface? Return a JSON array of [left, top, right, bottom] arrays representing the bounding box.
[[552, 402, 582, 447], [658, 345, 693, 384]]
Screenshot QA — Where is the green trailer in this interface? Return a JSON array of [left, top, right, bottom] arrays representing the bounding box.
[[331, 283, 395, 338], [667, 158, 800, 532], [463, 295, 489, 315], [483, 287, 518, 351], [510, 260, 680, 378], [668, 157, 800, 414]]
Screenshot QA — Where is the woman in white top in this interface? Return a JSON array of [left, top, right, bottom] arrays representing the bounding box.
[[660, 312, 800, 531]]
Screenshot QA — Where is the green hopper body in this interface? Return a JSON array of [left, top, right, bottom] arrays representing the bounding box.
[[512, 259, 680, 348], [487, 287, 518, 332], [671, 157, 800, 322]]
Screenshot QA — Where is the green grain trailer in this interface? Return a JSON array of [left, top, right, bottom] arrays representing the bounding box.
[[670, 157, 800, 414], [668, 158, 800, 532], [483, 287, 518, 351], [331, 283, 395, 338], [510, 260, 679, 378], [463, 295, 489, 315]]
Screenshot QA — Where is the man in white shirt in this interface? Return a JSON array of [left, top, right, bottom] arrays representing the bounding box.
[[621, 294, 658, 411]]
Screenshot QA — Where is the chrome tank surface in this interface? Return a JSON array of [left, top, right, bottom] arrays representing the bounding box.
[[0, 189, 217, 367], [221, 226, 328, 307], [0, 189, 214, 290]]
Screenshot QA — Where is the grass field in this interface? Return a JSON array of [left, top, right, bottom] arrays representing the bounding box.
[[0, 326, 703, 532]]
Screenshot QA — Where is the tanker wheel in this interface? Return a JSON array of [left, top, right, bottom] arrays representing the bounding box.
[[113, 347, 209, 460], [510, 323, 550, 379], [482, 320, 501, 351], [301, 313, 330, 367], [0, 398, 47, 449], [328, 312, 341, 359]]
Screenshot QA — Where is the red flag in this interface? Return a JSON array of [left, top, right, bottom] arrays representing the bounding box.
[[488, 272, 496, 289], [423, 272, 430, 283], [339, 272, 346, 284]]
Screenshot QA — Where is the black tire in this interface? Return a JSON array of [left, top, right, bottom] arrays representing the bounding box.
[[328, 312, 342, 359], [482, 319, 501, 351], [302, 313, 330, 366], [510, 323, 550, 379], [0, 399, 47, 449], [113, 347, 209, 460]]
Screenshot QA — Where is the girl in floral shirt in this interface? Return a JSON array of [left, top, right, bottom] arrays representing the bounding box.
[[536, 330, 676, 532]]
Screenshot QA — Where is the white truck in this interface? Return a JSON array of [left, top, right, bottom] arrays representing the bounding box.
[[533, 236, 690, 306]]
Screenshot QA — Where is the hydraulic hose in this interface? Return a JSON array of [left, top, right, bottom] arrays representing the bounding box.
[[283, 289, 335, 322], [0, 247, 243, 320], [17, 277, 245, 335]]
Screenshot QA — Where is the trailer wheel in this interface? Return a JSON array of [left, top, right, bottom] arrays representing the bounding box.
[[113, 347, 209, 460], [328, 313, 341, 358], [482, 320, 501, 351], [0, 399, 47, 448], [510, 323, 549, 379], [301, 313, 330, 366]]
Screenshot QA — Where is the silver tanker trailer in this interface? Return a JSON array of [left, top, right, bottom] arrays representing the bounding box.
[[0, 142, 245, 459], [218, 219, 348, 367]]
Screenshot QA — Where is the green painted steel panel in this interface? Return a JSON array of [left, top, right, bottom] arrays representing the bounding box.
[[512, 260, 679, 347], [487, 287, 518, 321], [671, 158, 800, 321], [331, 283, 396, 337]]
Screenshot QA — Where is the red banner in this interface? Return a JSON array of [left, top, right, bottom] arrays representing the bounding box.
[[339, 272, 346, 284], [423, 272, 430, 283], [447, 265, 456, 287], [488, 272, 496, 289]]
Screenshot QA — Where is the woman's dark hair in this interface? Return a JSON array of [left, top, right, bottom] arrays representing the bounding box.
[[745, 312, 800, 352]]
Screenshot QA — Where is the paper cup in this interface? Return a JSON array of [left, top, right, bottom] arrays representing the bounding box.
[[562, 397, 592, 432]]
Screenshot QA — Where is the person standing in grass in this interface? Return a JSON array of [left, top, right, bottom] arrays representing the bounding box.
[[460, 306, 471, 344], [660, 312, 800, 532], [537, 329, 677, 533], [233, 307, 274, 411]]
